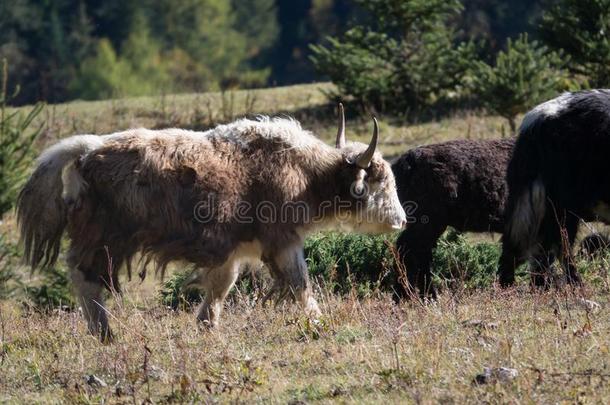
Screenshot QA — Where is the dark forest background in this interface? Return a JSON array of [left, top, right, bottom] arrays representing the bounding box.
[[0, 0, 543, 105]]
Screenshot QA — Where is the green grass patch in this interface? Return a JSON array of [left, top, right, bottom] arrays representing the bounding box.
[[158, 230, 516, 307], [0, 235, 22, 299], [159, 268, 203, 310], [432, 229, 503, 289], [23, 267, 75, 311], [304, 232, 397, 296]]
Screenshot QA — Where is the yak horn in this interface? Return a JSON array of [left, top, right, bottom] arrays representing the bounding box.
[[335, 103, 346, 148], [355, 117, 379, 168]]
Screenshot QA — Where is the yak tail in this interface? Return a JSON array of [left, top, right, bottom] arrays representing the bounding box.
[[17, 135, 104, 269], [506, 178, 546, 251], [504, 123, 547, 252]]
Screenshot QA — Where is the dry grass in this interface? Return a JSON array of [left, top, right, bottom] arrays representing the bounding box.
[[1, 282, 609, 403], [12, 82, 509, 160], [2, 83, 609, 403], [17, 84, 335, 146]]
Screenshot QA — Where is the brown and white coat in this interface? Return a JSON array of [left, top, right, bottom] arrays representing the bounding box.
[[18, 107, 406, 340]]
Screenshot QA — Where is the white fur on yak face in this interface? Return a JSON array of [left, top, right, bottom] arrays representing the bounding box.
[[361, 168, 406, 233], [342, 155, 406, 234]]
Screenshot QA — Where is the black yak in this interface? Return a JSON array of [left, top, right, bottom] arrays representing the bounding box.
[[17, 106, 406, 340], [392, 138, 515, 298], [499, 90, 610, 287]]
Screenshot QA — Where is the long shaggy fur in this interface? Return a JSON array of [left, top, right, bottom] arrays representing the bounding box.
[[18, 117, 404, 276], [17, 115, 405, 337], [499, 90, 610, 286], [392, 138, 515, 297], [506, 178, 546, 252], [18, 120, 341, 283], [17, 135, 104, 269]]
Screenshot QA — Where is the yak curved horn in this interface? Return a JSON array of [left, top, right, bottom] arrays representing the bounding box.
[[355, 117, 379, 168], [335, 103, 346, 148]]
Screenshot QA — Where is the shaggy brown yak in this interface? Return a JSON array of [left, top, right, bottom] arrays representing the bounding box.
[[18, 105, 406, 340], [392, 138, 515, 298]]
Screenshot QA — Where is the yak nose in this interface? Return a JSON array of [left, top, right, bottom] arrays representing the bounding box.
[[391, 218, 407, 230]]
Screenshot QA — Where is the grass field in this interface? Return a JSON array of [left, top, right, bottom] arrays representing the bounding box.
[[15, 82, 508, 160], [1, 285, 609, 403], [1, 83, 609, 403]]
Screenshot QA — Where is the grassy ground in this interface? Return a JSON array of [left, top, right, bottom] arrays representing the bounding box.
[[1, 83, 609, 403], [1, 284, 609, 403], [14, 82, 508, 160]]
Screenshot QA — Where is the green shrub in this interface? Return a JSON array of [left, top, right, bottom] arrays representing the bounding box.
[[24, 267, 75, 311], [306, 230, 526, 294], [0, 235, 21, 299], [310, 0, 475, 115], [574, 249, 610, 288], [470, 33, 571, 133], [431, 229, 502, 289], [159, 269, 203, 310], [0, 59, 43, 216], [304, 232, 397, 296]]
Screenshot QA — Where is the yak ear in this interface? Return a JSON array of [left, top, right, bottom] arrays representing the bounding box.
[[355, 117, 379, 168], [335, 103, 346, 149]]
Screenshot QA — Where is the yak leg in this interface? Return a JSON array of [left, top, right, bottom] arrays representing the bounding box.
[[529, 252, 555, 288], [266, 244, 320, 315], [529, 211, 568, 288], [498, 233, 529, 287], [537, 209, 581, 286], [396, 222, 445, 300], [261, 255, 288, 305], [523, 209, 581, 288], [68, 251, 112, 342], [559, 213, 581, 285], [196, 259, 240, 327]]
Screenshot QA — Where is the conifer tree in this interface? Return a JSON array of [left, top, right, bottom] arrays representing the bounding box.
[[310, 0, 475, 114], [538, 0, 610, 87], [471, 34, 569, 133], [0, 59, 42, 215]]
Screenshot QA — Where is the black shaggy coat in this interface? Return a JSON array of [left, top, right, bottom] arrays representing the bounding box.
[[392, 138, 515, 297], [498, 90, 610, 286]]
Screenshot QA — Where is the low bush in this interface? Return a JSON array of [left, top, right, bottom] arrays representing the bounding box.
[[23, 267, 75, 311], [0, 235, 21, 299], [159, 268, 203, 310], [574, 248, 610, 290], [304, 232, 397, 296], [0, 59, 43, 217], [159, 230, 510, 308], [431, 229, 502, 290]]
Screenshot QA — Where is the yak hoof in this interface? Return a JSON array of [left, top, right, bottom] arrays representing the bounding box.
[[566, 273, 583, 286], [498, 276, 515, 288], [98, 328, 114, 344], [197, 319, 216, 330], [304, 296, 321, 317]]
